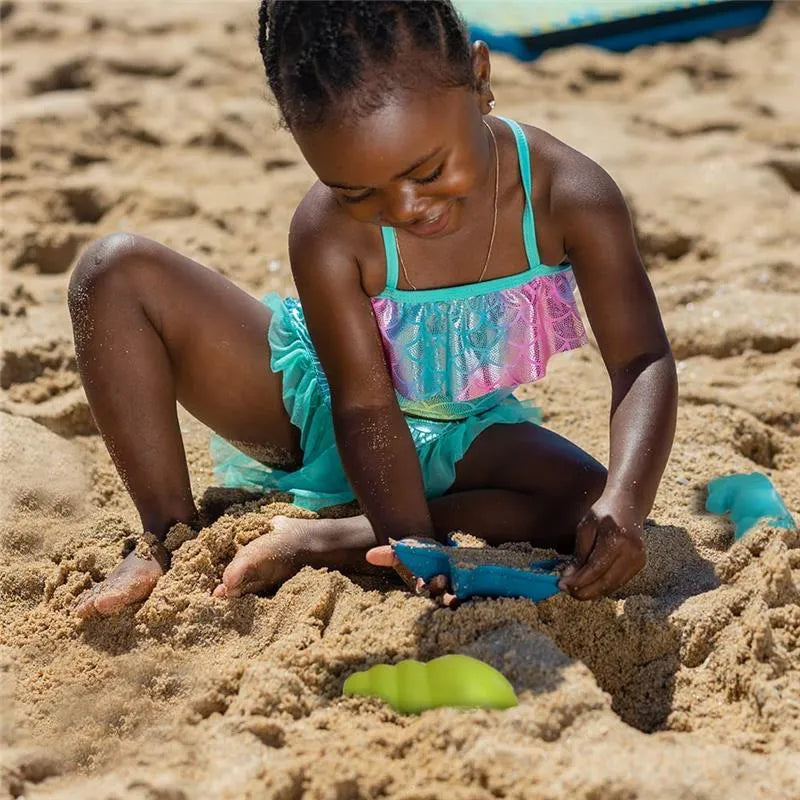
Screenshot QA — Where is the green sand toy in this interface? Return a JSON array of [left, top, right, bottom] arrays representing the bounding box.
[[343, 654, 518, 714], [706, 472, 795, 539]]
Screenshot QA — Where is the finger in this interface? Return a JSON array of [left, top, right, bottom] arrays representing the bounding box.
[[414, 573, 447, 596], [442, 591, 459, 608], [571, 558, 632, 601], [212, 584, 227, 598], [366, 545, 399, 568], [563, 515, 598, 580], [562, 549, 616, 593], [426, 574, 450, 596], [561, 533, 617, 591], [574, 515, 598, 563], [577, 541, 646, 600]]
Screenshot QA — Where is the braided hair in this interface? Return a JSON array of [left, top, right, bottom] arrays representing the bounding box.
[[257, 1, 474, 129]]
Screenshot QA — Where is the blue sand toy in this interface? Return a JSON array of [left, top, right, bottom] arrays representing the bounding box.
[[456, 1, 773, 62], [706, 472, 796, 540], [393, 539, 565, 602]]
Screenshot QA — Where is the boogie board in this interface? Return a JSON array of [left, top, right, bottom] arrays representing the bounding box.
[[455, 0, 774, 61]]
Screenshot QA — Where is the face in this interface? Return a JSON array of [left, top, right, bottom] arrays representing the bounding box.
[[291, 44, 494, 239]]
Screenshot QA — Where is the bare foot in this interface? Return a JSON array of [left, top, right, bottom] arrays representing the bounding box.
[[75, 549, 165, 619], [214, 518, 456, 604], [213, 515, 318, 599]]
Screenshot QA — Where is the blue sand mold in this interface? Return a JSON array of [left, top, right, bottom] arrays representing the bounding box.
[[393, 540, 563, 602], [706, 472, 796, 540]]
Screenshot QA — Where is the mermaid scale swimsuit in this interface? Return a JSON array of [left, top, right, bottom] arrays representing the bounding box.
[[211, 117, 586, 510]]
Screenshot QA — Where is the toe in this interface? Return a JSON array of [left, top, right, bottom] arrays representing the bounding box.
[[220, 558, 250, 598], [93, 573, 158, 616], [221, 567, 275, 599], [220, 536, 290, 598], [74, 591, 98, 619], [93, 589, 130, 616]]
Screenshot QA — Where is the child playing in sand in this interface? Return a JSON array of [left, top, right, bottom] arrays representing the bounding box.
[[69, 0, 676, 618]]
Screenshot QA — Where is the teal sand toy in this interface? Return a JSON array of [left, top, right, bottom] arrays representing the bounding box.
[[706, 472, 796, 539], [393, 539, 565, 602]]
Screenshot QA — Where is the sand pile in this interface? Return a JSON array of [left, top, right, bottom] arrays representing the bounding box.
[[1, 2, 799, 798]]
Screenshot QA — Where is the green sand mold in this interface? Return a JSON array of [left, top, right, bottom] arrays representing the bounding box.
[[343, 654, 518, 714]]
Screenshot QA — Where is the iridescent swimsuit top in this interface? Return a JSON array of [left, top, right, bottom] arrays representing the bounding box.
[[370, 116, 587, 422]]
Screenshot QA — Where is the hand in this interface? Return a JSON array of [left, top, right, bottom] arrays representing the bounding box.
[[366, 538, 458, 607], [559, 501, 646, 600]]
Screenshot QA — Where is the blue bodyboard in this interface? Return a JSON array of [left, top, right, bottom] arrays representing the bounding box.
[[456, 1, 774, 61]]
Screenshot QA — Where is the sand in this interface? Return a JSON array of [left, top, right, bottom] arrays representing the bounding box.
[[1, 2, 799, 798]]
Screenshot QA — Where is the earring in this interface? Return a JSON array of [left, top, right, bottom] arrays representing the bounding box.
[[488, 99, 496, 110]]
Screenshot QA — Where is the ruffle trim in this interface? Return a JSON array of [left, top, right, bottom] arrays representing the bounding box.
[[211, 294, 543, 511]]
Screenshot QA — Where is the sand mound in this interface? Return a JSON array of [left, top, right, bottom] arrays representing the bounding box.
[[0, 413, 89, 518], [2, 2, 799, 798]]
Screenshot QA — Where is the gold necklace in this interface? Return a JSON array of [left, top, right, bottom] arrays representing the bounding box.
[[396, 118, 500, 291]]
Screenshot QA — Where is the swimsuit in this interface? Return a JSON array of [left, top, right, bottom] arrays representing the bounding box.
[[210, 117, 586, 510]]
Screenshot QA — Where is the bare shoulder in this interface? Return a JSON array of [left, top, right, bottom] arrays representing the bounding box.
[[289, 182, 380, 290], [289, 182, 352, 268], [516, 122, 629, 232]]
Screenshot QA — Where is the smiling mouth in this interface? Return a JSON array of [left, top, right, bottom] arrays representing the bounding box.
[[419, 211, 445, 225], [403, 204, 453, 236]]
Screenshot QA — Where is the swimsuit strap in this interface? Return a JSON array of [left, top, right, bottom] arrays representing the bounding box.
[[378, 115, 542, 292], [381, 226, 400, 291], [495, 116, 542, 268]]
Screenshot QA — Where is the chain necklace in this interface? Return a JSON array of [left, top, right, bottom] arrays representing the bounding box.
[[396, 118, 499, 291]]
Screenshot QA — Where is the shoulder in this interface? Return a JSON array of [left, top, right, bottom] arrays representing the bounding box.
[[515, 121, 630, 245], [288, 183, 354, 266], [289, 182, 382, 292]]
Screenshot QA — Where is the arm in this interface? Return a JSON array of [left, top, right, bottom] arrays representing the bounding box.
[[553, 153, 678, 598], [289, 197, 437, 545]]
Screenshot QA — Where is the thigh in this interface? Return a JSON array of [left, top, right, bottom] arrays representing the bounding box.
[[108, 235, 299, 460], [449, 422, 606, 502]]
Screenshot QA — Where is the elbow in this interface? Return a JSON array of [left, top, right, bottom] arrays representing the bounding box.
[[609, 348, 677, 407], [611, 347, 674, 381]]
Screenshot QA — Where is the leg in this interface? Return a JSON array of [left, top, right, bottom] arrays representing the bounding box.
[[215, 422, 606, 597], [69, 234, 298, 617], [432, 421, 607, 550]]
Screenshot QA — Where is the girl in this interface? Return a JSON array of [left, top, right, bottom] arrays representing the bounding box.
[[70, 0, 677, 618]]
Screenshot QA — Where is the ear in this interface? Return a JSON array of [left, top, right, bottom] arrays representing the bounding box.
[[471, 40, 494, 114]]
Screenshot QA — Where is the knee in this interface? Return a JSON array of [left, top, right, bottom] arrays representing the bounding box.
[[67, 233, 148, 315], [575, 458, 607, 508]]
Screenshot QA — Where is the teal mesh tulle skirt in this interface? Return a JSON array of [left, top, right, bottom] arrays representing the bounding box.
[[210, 294, 542, 511]]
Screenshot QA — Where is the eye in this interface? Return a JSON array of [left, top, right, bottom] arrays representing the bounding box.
[[416, 164, 444, 185], [339, 190, 374, 205]]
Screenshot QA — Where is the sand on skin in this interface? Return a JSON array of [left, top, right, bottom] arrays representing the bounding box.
[[1, 2, 799, 798]]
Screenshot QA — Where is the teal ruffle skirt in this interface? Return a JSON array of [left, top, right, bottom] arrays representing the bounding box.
[[210, 294, 542, 511]]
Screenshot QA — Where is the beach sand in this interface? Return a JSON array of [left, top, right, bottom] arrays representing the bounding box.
[[1, 2, 799, 797]]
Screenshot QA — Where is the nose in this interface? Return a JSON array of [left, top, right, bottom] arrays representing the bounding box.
[[382, 185, 425, 226]]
